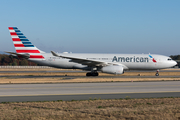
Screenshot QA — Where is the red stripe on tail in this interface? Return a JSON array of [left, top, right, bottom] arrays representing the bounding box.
[[12, 38, 21, 41], [8, 27, 14, 30], [10, 33, 17, 35], [14, 44, 25, 47], [16, 50, 40, 53]]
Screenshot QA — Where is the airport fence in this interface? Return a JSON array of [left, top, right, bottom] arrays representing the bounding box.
[[0, 66, 52, 69]]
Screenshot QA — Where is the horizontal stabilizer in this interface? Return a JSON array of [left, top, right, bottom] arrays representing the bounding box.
[[5, 51, 30, 59]]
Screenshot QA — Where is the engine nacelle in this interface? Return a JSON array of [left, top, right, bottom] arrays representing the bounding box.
[[101, 65, 124, 74]]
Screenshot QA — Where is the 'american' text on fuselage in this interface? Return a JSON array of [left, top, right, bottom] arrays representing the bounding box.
[[112, 56, 149, 63]]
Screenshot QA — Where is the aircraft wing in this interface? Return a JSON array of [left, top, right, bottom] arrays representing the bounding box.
[[51, 51, 109, 67], [5, 51, 30, 59]]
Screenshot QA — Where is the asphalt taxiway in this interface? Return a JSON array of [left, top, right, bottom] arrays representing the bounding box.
[[0, 81, 180, 102]]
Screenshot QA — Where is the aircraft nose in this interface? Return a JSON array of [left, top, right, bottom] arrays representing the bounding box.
[[173, 60, 177, 66], [171, 60, 177, 66]]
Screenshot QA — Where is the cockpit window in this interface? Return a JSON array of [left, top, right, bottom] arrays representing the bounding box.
[[167, 58, 172, 61]]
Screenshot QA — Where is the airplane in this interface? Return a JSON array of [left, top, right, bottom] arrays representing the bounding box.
[[6, 27, 177, 76]]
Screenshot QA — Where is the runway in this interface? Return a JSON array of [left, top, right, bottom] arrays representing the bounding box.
[[1, 75, 180, 79], [0, 81, 180, 102]]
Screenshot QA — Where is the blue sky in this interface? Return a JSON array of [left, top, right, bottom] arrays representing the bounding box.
[[0, 0, 180, 56]]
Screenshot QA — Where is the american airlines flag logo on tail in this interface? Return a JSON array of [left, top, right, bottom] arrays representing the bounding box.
[[8, 27, 45, 60]]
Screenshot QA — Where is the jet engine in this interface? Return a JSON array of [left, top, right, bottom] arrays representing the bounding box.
[[101, 65, 124, 74]]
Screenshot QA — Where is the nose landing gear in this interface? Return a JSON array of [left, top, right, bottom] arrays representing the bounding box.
[[155, 70, 159, 76]]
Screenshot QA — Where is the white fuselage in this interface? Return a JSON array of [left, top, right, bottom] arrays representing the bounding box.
[[29, 53, 177, 71]]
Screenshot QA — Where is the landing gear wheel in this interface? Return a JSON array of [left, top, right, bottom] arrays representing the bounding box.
[[86, 72, 99, 76], [155, 70, 159, 76], [86, 72, 91, 76], [155, 73, 159, 76], [92, 72, 98, 76]]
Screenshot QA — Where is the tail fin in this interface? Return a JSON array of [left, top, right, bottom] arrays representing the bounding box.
[[8, 27, 45, 60]]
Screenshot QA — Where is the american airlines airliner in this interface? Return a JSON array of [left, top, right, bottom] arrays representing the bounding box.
[[6, 27, 177, 76]]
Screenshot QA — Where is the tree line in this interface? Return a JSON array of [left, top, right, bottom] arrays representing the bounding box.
[[0, 54, 37, 66], [170, 55, 180, 61]]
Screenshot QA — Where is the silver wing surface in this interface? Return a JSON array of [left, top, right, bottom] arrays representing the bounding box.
[[51, 51, 111, 67]]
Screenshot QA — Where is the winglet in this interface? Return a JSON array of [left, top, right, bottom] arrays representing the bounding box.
[[51, 51, 59, 57]]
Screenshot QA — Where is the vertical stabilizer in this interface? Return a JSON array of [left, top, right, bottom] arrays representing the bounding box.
[[8, 27, 45, 60]]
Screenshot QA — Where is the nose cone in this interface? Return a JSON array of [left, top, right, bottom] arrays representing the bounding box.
[[170, 60, 177, 67], [173, 60, 177, 66], [164, 60, 177, 68]]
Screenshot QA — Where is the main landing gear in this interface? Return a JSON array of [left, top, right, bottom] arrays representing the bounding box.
[[155, 70, 159, 76], [86, 72, 99, 76]]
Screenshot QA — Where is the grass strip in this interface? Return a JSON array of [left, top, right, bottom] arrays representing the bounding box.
[[0, 97, 180, 119]]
